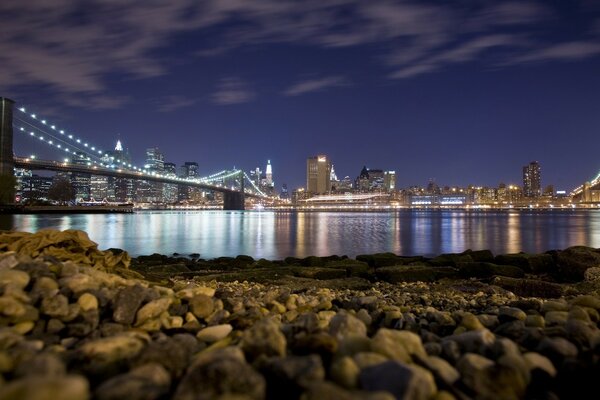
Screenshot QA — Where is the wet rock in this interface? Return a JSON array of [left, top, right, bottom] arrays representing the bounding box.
[[556, 246, 600, 281], [458, 262, 525, 279], [536, 337, 578, 364], [456, 353, 495, 397], [376, 266, 457, 283], [498, 306, 527, 323], [494, 253, 555, 274], [360, 361, 436, 400], [491, 276, 564, 298]]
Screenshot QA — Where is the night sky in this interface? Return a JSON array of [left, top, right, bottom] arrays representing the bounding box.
[[1, 1, 599, 191]]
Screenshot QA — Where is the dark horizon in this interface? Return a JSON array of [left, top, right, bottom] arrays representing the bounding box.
[[2, 1, 599, 191]]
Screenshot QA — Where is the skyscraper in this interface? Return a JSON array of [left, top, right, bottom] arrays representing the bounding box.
[[307, 155, 332, 195], [523, 161, 541, 198], [266, 160, 273, 187]]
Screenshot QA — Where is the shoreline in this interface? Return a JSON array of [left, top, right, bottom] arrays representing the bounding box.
[[1, 230, 599, 399]]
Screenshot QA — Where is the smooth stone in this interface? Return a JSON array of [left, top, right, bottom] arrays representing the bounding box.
[[112, 285, 146, 325], [360, 361, 437, 400], [0, 269, 30, 290], [262, 354, 325, 397], [0, 296, 26, 317], [523, 352, 557, 378], [460, 313, 484, 331], [371, 328, 425, 362], [536, 337, 578, 363], [498, 306, 527, 323], [544, 311, 569, 326], [329, 312, 367, 339], [443, 328, 496, 355], [417, 356, 460, 385], [79, 334, 145, 364], [77, 293, 98, 312], [40, 294, 69, 319], [0, 375, 89, 400], [196, 324, 233, 342], [135, 298, 172, 325], [571, 295, 600, 310], [541, 300, 569, 313], [455, 353, 495, 396], [95, 363, 171, 400], [330, 356, 360, 388], [188, 294, 214, 319], [241, 318, 286, 360], [174, 347, 265, 400], [525, 314, 545, 328], [353, 352, 389, 369]]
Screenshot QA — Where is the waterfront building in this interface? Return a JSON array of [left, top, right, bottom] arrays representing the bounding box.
[[90, 175, 110, 201], [137, 147, 165, 203], [20, 174, 53, 202], [280, 184, 289, 200], [384, 171, 396, 192], [178, 161, 200, 202], [307, 155, 332, 195], [266, 160, 273, 187], [163, 162, 178, 203], [523, 161, 541, 197], [69, 152, 91, 201], [105, 140, 134, 202]]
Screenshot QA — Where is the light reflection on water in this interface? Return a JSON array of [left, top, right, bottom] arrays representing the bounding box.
[[1, 210, 599, 259]]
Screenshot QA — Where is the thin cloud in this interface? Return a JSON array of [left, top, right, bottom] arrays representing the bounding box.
[[212, 78, 255, 105], [157, 95, 197, 113], [284, 76, 347, 96], [1, 0, 599, 108]]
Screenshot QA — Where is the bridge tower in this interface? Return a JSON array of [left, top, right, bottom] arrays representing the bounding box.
[[223, 170, 245, 210], [0, 98, 14, 177]]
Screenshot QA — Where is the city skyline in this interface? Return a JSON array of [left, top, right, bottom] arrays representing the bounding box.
[[2, 1, 600, 190]]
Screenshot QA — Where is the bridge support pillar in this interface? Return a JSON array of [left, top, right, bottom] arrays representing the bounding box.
[[0, 97, 15, 204], [223, 191, 245, 210], [0, 98, 14, 176]]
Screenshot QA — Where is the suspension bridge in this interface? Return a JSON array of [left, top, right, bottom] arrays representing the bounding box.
[[0, 97, 275, 210]]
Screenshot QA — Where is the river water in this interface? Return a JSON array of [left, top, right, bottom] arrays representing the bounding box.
[[1, 210, 599, 259]]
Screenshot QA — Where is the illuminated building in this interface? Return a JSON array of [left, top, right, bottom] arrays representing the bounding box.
[[105, 139, 133, 202], [178, 162, 199, 202], [307, 155, 332, 195], [137, 147, 164, 202], [19, 174, 53, 202], [266, 160, 273, 187], [162, 162, 178, 203], [384, 171, 396, 192], [523, 161, 541, 198], [69, 152, 91, 201]]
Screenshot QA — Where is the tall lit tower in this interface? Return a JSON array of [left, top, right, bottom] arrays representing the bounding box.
[[266, 160, 273, 187], [522, 161, 541, 197], [307, 155, 332, 195]]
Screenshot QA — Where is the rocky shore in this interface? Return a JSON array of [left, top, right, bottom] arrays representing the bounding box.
[[0, 229, 599, 399]]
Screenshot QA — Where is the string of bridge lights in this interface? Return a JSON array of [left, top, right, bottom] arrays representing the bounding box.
[[14, 106, 265, 194]]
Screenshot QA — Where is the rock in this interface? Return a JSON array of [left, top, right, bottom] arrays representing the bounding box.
[[77, 293, 98, 312], [463, 249, 494, 262], [40, 294, 69, 319], [376, 266, 458, 283], [494, 253, 555, 273], [455, 353, 495, 397], [544, 311, 568, 326], [460, 313, 484, 331], [0, 269, 30, 289], [525, 315, 545, 328], [262, 354, 325, 397], [0, 252, 19, 270], [566, 319, 597, 349], [443, 329, 495, 355], [457, 262, 525, 279], [556, 246, 600, 281], [415, 355, 460, 385], [536, 337, 578, 364], [95, 363, 171, 400], [329, 312, 367, 339], [360, 361, 436, 400], [523, 352, 557, 378], [491, 276, 564, 298], [571, 295, 600, 310], [371, 329, 426, 362], [132, 337, 191, 378], [0, 375, 89, 400], [79, 334, 145, 364], [241, 318, 286, 360], [14, 353, 66, 377], [188, 294, 214, 319], [330, 356, 360, 388], [498, 306, 527, 323], [584, 267, 600, 282], [353, 352, 389, 369], [541, 300, 569, 313], [135, 298, 172, 326], [429, 253, 473, 267], [196, 324, 233, 342], [0, 297, 26, 318], [112, 285, 146, 325], [174, 347, 265, 400]]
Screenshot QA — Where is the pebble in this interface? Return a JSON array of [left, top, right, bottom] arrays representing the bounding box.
[[196, 324, 233, 342]]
